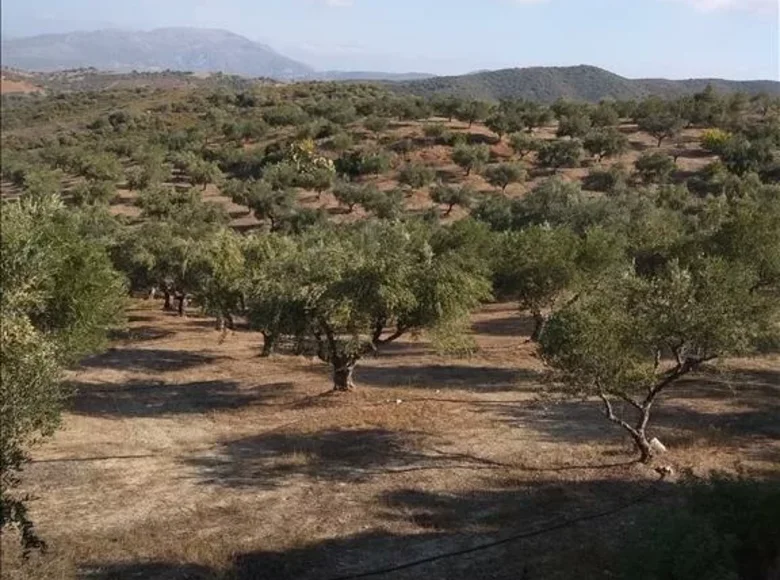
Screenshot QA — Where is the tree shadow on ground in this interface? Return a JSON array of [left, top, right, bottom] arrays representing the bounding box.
[[126, 314, 156, 323], [107, 326, 176, 343], [80, 349, 220, 372], [465, 132, 496, 146], [186, 428, 511, 490], [674, 368, 780, 405], [471, 314, 536, 338], [79, 562, 216, 580], [69, 380, 295, 417], [79, 477, 676, 580], [354, 364, 541, 392], [675, 148, 714, 160], [483, 372, 780, 450]]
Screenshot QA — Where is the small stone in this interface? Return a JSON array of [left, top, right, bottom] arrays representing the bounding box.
[[650, 437, 668, 453], [395, 399, 403, 405]]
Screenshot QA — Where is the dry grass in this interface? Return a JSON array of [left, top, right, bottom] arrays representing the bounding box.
[[2, 299, 777, 580]]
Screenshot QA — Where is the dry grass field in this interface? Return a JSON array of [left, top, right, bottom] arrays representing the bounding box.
[[3, 299, 778, 580]]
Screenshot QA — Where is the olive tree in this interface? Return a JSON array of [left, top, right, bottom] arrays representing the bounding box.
[[452, 143, 490, 176], [635, 152, 677, 184], [483, 162, 527, 192], [494, 226, 581, 340], [590, 102, 621, 128], [456, 100, 492, 128], [1, 195, 124, 552], [251, 222, 491, 390], [190, 228, 247, 330], [635, 100, 687, 147], [508, 132, 540, 159], [556, 113, 592, 139], [364, 115, 389, 137], [430, 183, 475, 216], [244, 234, 304, 356], [333, 182, 375, 213], [495, 226, 622, 341], [540, 257, 777, 462], [583, 128, 629, 162], [536, 139, 583, 171], [398, 162, 436, 190]]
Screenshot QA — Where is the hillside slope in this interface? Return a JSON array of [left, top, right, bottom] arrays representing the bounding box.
[[0, 28, 314, 79], [391, 65, 780, 102]]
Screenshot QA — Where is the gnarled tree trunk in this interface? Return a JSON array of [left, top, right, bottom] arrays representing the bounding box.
[[176, 294, 186, 316], [530, 310, 547, 342], [332, 358, 356, 392], [260, 332, 277, 357]]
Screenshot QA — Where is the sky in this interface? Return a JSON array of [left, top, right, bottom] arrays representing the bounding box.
[[1, 0, 778, 80]]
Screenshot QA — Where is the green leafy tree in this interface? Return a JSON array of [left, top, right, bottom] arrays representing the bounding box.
[[422, 122, 448, 143], [137, 186, 228, 227], [520, 103, 553, 133], [240, 181, 297, 231], [483, 162, 527, 192], [298, 164, 335, 200], [456, 100, 492, 128], [244, 233, 304, 356], [431, 95, 463, 122], [361, 188, 404, 220], [398, 162, 436, 190], [1, 195, 124, 552], [190, 228, 246, 330], [250, 223, 491, 390], [635, 152, 677, 184], [263, 161, 299, 191], [333, 182, 375, 213], [452, 143, 490, 176], [21, 169, 62, 200], [583, 128, 629, 162], [485, 112, 510, 140], [635, 100, 687, 147], [71, 179, 116, 206], [583, 164, 630, 194], [556, 113, 592, 139], [364, 115, 389, 136], [430, 183, 475, 216], [539, 258, 777, 462], [77, 153, 123, 183], [719, 136, 774, 176], [187, 159, 223, 191], [508, 132, 540, 159], [327, 132, 354, 154], [494, 226, 581, 340], [590, 102, 621, 128], [536, 139, 583, 171]]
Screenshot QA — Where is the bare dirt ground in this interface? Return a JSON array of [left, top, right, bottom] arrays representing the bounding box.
[[0, 76, 42, 94], [3, 300, 778, 580]]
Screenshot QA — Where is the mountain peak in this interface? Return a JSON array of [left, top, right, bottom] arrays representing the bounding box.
[[0, 27, 314, 78]]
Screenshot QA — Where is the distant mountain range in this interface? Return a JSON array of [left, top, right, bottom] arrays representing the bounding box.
[[0, 28, 432, 82], [391, 65, 780, 102], [2, 28, 777, 101]]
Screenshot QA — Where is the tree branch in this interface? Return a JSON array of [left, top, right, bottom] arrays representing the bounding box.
[[618, 393, 643, 412], [374, 325, 407, 346], [598, 390, 640, 438]]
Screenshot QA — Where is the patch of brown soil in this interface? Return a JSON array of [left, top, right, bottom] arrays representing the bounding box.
[[2, 300, 776, 580]]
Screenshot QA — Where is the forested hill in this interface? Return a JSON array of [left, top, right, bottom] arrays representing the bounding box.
[[390, 65, 780, 103]]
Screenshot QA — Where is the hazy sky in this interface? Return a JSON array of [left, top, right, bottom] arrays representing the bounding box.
[[1, 0, 778, 79]]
